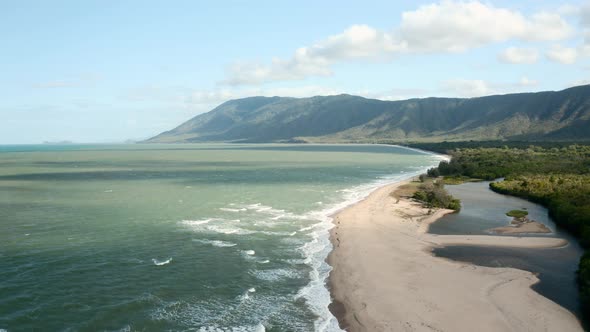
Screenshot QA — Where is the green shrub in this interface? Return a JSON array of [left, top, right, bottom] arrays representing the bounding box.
[[506, 210, 528, 218], [412, 181, 461, 211]]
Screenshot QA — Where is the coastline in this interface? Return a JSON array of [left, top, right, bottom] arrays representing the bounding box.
[[327, 179, 582, 332]]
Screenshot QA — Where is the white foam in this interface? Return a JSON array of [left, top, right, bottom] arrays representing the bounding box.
[[293, 147, 443, 332], [283, 258, 306, 265], [258, 260, 270, 264], [152, 258, 172, 266], [220, 207, 247, 212], [181, 218, 214, 226], [257, 230, 298, 236], [243, 250, 255, 256], [197, 325, 265, 332], [248, 288, 256, 293], [251, 268, 300, 282], [243, 203, 291, 219], [192, 239, 237, 247], [298, 224, 317, 232], [207, 225, 254, 235], [108, 325, 131, 332], [239, 290, 251, 301]]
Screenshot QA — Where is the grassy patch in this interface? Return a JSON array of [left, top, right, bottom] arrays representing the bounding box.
[[391, 181, 420, 200], [442, 176, 481, 185], [506, 209, 529, 218]]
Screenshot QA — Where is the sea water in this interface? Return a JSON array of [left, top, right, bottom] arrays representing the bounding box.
[[0, 144, 442, 331]]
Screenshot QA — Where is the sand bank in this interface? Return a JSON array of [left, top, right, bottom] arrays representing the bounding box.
[[488, 220, 552, 235], [328, 180, 582, 332]]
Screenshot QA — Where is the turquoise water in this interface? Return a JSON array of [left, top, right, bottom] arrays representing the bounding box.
[[0, 144, 441, 331]]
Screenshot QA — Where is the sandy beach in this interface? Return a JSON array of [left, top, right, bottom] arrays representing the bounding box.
[[328, 180, 583, 332]]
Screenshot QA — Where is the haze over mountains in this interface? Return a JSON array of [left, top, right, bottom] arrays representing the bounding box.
[[147, 85, 590, 143]]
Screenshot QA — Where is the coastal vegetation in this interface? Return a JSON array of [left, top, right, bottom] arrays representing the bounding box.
[[412, 178, 461, 211], [506, 210, 528, 218], [421, 143, 590, 319]]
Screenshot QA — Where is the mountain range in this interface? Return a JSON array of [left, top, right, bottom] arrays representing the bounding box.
[[147, 84, 590, 143]]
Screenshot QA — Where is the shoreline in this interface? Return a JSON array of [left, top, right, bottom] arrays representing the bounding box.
[[327, 179, 582, 331]]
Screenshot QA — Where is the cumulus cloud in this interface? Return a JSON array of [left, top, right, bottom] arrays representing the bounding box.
[[123, 84, 345, 113], [186, 85, 342, 105], [125, 77, 543, 118], [582, 31, 590, 56], [397, 2, 571, 53], [440, 76, 540, 98], [441, 79, 495, 97], [545, 44, 578, 64], [497, 47, 539, 64], [224, 25, 403, 85], [567, 79, 590, 88], [365, 87, 431, 101], [519, 76, 539, 87], [225, 1, 574, 85]]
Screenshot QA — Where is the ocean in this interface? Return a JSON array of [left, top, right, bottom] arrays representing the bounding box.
[[0, 143, 442, 331]]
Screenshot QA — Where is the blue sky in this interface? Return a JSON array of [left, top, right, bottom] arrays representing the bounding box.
[[1, 0, 589, 143]]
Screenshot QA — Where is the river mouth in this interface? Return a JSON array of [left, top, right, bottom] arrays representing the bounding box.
[[429, 180, 584, 320], [432, 244, 581, 317]]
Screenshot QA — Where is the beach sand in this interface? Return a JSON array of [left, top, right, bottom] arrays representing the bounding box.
[[328, 180, 582, 332], [488, 221, 552, 235]]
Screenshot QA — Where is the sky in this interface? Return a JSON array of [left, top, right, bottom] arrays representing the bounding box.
[[1, 0, 590, 144]]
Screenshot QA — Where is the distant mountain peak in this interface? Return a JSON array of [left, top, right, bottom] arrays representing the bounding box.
[[147, 84, 590, 143]]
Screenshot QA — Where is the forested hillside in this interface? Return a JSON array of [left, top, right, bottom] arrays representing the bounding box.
[[148, 85, 590, 143]]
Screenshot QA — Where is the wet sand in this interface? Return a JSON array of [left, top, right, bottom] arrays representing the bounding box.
[[328, 180, 582, 331]]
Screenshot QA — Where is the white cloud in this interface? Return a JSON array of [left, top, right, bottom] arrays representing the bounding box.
[[518, 76, 539, 87], [440, 76, 540, 98], [581, 31, 590, 56], [305, 25, 405, 61], [545, 44, 578, 64], [123, 85, 344, 114], [224, 55, 332, 86], [126, 77, 543, 118], [567, 79, 590, 88], [224, 25, 403, 85], [556, 3, 590, 59], [365, 87, 431, 101], [398, 3, 571, 53], [186, 85, 342, 105], [498, 47, 539, 64], [441, 79, 495, 97], [225, 1, 574, 85]]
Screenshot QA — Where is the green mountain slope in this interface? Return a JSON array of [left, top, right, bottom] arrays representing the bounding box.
[[147, 85, 590, 143]]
